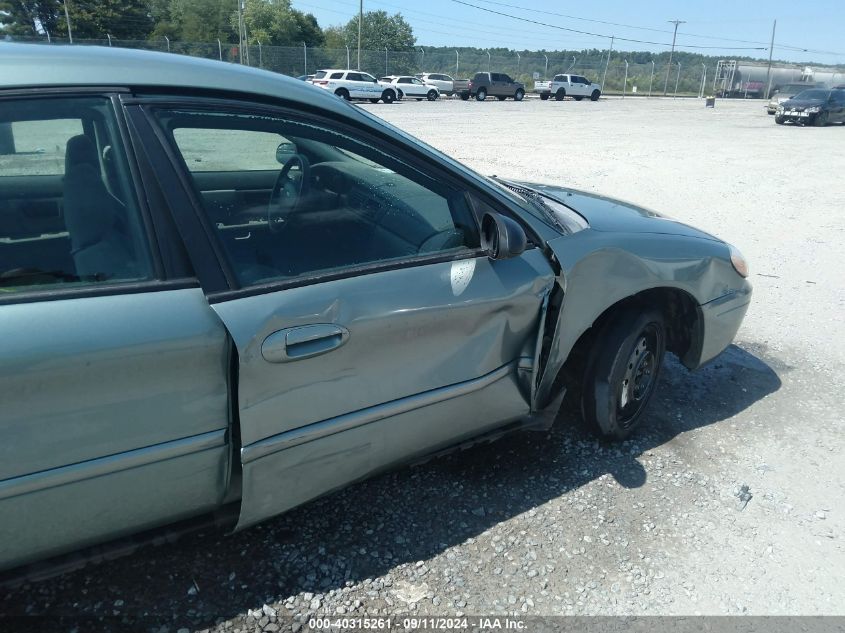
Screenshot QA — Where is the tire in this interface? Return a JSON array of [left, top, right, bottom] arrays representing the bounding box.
[[476, 88, 487, 101], [555, 88, 566, 101], [335, 88, 350, 101], [540, 93, 549, 101], [427, 90, 438, 101], [574, 96, 584, 101], [590, 90, 601, 101], [775, 115, 785, 125], [514, 89, 525, 101], [814, 111, 829, 127], [368, 98, 379, 103], [460, 93, 469, 101], [381, 89, 395, 104], [497, 95, 506, 101], [767, 110, 775, 115], [582, 308, 666, 440], [416, 98, 423, 101]]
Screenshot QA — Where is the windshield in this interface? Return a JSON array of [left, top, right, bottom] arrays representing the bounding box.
[[791, 89, 829, 101]]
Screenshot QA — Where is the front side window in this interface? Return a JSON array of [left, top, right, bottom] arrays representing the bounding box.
[[153, 108, 480, 287], [0, 97, 153, 293], [361, 73, 377, 83], [346, 73, 362, 81]]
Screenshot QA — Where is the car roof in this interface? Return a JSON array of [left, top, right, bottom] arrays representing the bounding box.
[[0, 43, 351, 115]]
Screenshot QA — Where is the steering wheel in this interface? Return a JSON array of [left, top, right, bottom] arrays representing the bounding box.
[[268, 154, 311, 233]]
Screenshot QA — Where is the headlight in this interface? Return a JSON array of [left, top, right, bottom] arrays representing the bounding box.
[[729, 245, 749, 278], [806, 106, 821, 113], [776, 105, 784, 112]]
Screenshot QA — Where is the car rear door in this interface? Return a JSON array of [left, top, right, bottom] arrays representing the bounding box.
[[0, 93, 230, 570], [131, 97, 556, 530]]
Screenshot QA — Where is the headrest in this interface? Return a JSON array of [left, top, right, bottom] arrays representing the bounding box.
[[65, 134, 98, 173]]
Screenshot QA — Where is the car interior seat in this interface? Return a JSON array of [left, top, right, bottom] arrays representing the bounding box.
[[62, 134, 138, 280]]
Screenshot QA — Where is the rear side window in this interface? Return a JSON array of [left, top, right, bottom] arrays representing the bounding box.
[[313, 71, 327, 79], [330, 72, 344, 80], [474, 73, 486, 81], [554, 75, 565, 82], [346, 73, 362, 81], [0, 97, 153, 293]]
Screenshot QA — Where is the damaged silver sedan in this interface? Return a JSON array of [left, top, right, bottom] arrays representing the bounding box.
[[0, 44, 751, 574]]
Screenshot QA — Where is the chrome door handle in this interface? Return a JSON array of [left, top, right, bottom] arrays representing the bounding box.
[[261, 324, 350, 363]]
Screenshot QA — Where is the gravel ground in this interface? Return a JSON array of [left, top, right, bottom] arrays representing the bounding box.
[[2, 97, 844, 631]]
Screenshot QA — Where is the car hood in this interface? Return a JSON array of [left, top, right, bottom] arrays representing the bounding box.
[[518, 182, 723, 241], [781, 97, 826, 108]]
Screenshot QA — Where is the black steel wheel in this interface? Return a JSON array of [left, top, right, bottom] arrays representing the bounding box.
[[555, 88, 566, 101], [582, 308, 666, 440], [590, 89, 601, 101]]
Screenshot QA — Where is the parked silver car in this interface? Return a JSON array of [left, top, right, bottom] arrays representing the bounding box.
[[0, 44, 751, 575]]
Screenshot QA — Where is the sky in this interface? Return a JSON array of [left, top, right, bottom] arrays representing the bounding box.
[[291, 0, 845, 66]]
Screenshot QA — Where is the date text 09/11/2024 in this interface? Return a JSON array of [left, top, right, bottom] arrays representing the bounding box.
[[308, 617, 528, 630]]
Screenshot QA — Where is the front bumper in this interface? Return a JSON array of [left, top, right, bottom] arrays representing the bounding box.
[[696, 280, 753, 367], [777, 111, 819, 123]]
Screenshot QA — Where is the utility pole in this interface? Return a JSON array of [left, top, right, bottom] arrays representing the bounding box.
[[63, 0, 73, 43], [237, 0, 244, 64], [357, 0, 363, 70], [663, 19, 685, 96], [764, 20, 777, 99], [601, 35, 614, 89]]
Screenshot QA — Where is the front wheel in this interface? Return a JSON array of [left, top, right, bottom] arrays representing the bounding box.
[[555, 89, 566, 101], [514, 89, 525, 101], [476, 88, 487, 101], [540, 93, 549, 101], [460, 93, 469, 101], [427, 90, 438, 101], [775, 115, 785, 125], [381, 90, 396, 104], [590, 90, 601, 101], [814, 111, 829, 127], [582, 308, 666, 440]]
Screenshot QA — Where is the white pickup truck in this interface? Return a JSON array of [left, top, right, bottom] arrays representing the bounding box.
[[534, 74, 602, 101]]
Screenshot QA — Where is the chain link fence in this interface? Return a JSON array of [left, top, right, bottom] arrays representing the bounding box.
[[6, 36, 721, 97]]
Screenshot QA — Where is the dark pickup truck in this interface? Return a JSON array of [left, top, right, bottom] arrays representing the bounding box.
[[456, 72, 525, 101]]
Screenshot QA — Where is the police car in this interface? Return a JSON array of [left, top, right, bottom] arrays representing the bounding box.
[[311, 69, 399, 103]]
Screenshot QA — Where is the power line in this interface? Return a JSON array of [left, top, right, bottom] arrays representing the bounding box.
[[448, 0, 767, 50]]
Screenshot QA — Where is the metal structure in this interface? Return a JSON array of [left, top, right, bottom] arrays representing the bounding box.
[[715, 60, 845, 98]]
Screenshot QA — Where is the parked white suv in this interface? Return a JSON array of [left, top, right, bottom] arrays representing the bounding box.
[[312, 69, 399, 103], [380, 76, 440, 101], [534, 74, 602, 101], [416, 73, 455, 96]]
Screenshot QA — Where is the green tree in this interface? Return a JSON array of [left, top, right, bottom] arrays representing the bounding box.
[[0, 0, 62, 36], [150, 0, 236, 43], [235, 0, 322, 47], [341, 10, 415, 51]]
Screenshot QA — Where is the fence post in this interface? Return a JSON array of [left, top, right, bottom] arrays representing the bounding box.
[[385, 47, 388, 76], [543, 54, 548, 77], [346, 45, 350, 69], [164, 35, 170, 52], [218, 39, 222, 61], [420, 47, 425, 71], [699, 63, 706, 97], [516, 51, 520, 73], [673, 62, 681, 99], [258, 40, 262, 68], [648, 60, 655, 97], [455, 50, 459, 76], [303, 42, 307, 75], [486, 50, 491, 72], [46, 30, 51, 43], [107, 33, 112, 47]]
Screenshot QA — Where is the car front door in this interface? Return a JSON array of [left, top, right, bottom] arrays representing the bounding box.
[[0, 94, 231, 570], [133, 98, 556, 529]]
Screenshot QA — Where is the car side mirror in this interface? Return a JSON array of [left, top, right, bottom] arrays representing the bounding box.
[[276, 142, 297, 164], [481, 212, 527, 260]]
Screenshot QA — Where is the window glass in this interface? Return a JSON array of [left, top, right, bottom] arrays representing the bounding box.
[[361, 73, 377, 82], [0, 97, 153, 293], [313, 71, 327, 79], [490, 74, 501, 82], [154, 108, 480, 287], [502, 75, 512, 83], [554, 75, 565, 82], [329, 72, 344, 79], [346, 73, 362, 81], [398, 78, 411, 84], [174, 128, 289, 172]]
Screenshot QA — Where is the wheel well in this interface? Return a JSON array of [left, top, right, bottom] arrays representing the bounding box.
[[551, 287, 702, 398]]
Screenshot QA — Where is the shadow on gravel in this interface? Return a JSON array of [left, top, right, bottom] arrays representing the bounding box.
[[0, 344, 781, 630]]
